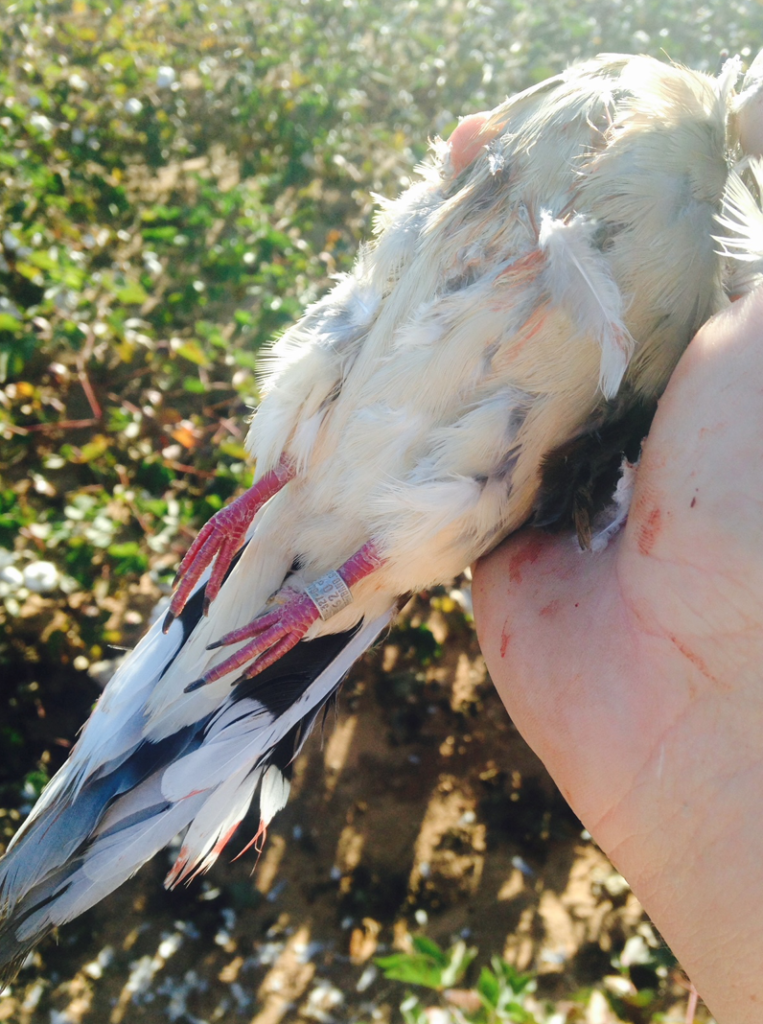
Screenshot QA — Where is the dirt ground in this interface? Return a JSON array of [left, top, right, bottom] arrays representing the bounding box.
[[0, 592, 702, 1024]]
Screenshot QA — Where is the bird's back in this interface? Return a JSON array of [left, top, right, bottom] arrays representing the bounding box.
[[244, 54, 730, 597]]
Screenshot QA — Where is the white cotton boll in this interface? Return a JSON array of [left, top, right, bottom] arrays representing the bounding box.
[[125, 98, 143, 115], [156, 66, 176, 89], [0, 565, 23, 589], [29, 114, 54, 135], [23, 562, 60, 593]]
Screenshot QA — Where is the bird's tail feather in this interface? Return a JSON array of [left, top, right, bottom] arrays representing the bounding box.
[[0, 557, 395, 990]]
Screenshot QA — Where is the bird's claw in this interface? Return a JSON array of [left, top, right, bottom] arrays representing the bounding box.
[[183, 540, 383, 694], [164, 458, 295, 632], [185, 590, 320, 691]]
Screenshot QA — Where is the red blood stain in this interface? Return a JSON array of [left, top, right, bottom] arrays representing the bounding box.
[[507, 533, 545, 584], [667, 633, 722, 688], [539, 599, 560, 618], [491, 296, 548, 350], [500, 621, 511, 658], [637, 506, 662, 556]]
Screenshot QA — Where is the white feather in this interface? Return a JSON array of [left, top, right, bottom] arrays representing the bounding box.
[[539, 211, 635, 399], [714, 161, 763, 295], [167, 766, 262, 883], [260, 766, 291, 825], [290, 411, 325, 470], [161, 700, 274, 801], [347, 279, 383, 327], [715, 161, 763, 260], [589, 458, 638, 553]]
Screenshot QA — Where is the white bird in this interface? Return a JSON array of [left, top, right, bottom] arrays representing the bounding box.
[[2, 51, 763, 988]]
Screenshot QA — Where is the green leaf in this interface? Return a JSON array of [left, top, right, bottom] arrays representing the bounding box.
[[375, 937, 472, 992], [218, 440, 249, 460], [476, 965, 501, 1007], [141, 204, 183, 223], [410, 935, 448, 964], [439, 941, 477, 989], [107, 541, 140, 557], [375, 952, 445, 990], [491, 957, 535, 995], [115, 281, 149, 304], [77, 436, 111, 463], [107, 541, 148, 575], [27, 250, 58, 271], [142, 226, 177, 240], [175, 340, 210, 367], [15, 262, 44, 285]]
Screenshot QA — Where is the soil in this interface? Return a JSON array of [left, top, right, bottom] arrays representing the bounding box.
[[0, 593, 700, 1024]]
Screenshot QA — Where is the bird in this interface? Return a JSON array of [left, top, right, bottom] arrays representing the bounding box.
[[2, 50, 763, 989]]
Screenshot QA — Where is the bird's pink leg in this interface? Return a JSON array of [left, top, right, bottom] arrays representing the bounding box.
[[164, 456, 295, 632], [185, 540, 384, 691]]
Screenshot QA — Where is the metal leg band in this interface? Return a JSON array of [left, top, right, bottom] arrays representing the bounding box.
[[304, 571, 353, 621]]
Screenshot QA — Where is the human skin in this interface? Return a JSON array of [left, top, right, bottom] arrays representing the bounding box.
[[473, 286, 763, 1022]]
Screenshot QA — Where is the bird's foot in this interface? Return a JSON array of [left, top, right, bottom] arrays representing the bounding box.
[[164, 456, 295, 632], [186, 540, 384, 690], [190, 588, 322, 689]]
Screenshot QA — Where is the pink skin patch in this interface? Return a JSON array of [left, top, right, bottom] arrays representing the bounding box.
[[448, 111, 502, 176], [186, 540, 384, 691], [164, 455, 296, 632]]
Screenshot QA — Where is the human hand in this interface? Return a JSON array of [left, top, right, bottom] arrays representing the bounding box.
[[473, 287, 763, 1023]]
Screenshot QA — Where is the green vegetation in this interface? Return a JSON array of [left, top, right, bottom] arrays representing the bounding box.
[[374, 933, 685, 1022], [376, 935, 538, 1023]]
